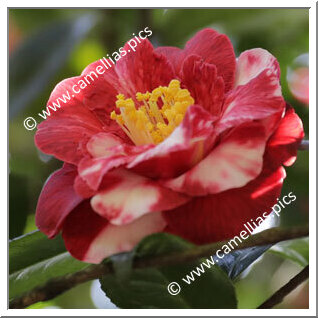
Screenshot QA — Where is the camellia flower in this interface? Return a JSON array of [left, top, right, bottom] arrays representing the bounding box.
[[287, 53, 309, 106], [35, 28, 304, 263], [288, 68, 309, 105]]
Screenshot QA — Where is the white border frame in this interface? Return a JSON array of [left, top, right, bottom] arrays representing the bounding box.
[[3, 1, 316, 316]]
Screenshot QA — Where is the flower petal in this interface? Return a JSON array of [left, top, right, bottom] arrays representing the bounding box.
[[78, 143, 151, 190], [266, 105, 304, 167], [115, 39, 175, 96], [155, 46, 185, 74], [80, 60, 119, 111], [235, 48, 280, 87], [35, 95, 104, 165], [181, 55, 225, 116], [164, 164, 286, 244], [218, 68, 285, 133], [78, 60, 133, 142], [35, 164, 83, 238], [35, 56, 137, 165], [86, 132, 124, 158], [164, 122, 267, 196], [74, 175, 96, 199], [156, 28, 236, 92], [288, 67, 309, 105], [184, 28, 236, 92], [127, 105, 216, 179], [91, 169, 189, 226], [62, 201, 166, 263]]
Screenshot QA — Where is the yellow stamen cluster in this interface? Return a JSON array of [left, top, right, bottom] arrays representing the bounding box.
[[110, 79, 194, 145]]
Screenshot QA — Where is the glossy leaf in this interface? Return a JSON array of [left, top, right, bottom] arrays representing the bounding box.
[[100, 233, 237, 309], [9, 230, 66, 274], [9, 252, 89, 299]]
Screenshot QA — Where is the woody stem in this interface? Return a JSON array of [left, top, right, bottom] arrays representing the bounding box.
[[9, 225, 309, 309]]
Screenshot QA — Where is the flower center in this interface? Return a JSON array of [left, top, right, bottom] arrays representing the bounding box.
[[110, 79, 194, 145]]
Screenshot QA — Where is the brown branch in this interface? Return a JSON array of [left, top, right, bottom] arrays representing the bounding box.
[[10, 225, 308, 309], [258, 265, 309, 309]]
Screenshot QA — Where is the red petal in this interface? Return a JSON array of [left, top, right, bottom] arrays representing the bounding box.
[[218, 69, 285, 133], [62, 201, 166, 263], [74, 175, 96, 199], [266, 105, 304, 167], [164, 122, 267, 196], [155, 46, 185, 74], [164, 164, 286, 244], [35, 98, 103, 165], [42, 60, 118, 118], [35, 164, 83, 238], [35, 56, 136, 165], [235, 48, 280, 87], [156, 28, 236, 92], [78, 60, 135, 142], [127, 105, 216, 179], [181, 55, 225, 116], [115, 39, 175, 96], [80, 60, 119, 111], [78, 143, 151, 190], [184, 28, 236, 92], [91, 168, 189, 226]]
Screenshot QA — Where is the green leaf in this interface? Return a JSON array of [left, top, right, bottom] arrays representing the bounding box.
[[9, 230, 90, 300], [9, 230, 66, 274], [269, 237, 309, 267], [9, 14, 96, 119], [100, 233, 237, 309], [9, 252, 89, 300]]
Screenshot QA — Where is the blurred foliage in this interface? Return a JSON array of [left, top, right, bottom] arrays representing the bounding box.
[[9, 14, 97, 119], [9, 174, 28, 239], [9, 8, 309, 309], [269, 237, 309, 267]]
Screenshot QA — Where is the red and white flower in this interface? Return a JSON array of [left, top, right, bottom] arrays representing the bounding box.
[[35, 28, 304, 263], [288, 67, 309, 105]]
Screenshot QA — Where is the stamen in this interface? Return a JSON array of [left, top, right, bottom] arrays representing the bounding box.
[[110, 79, 194, 145]]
